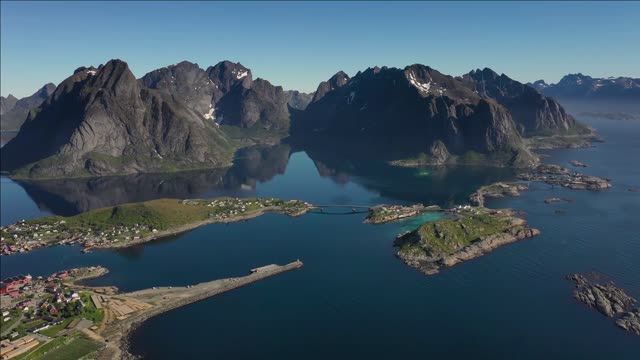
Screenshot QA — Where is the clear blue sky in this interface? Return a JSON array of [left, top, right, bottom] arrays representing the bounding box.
[[2, 1, 639, 98]]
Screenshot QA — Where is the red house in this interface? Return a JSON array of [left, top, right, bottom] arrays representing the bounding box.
[[48, 305, 58, 314]]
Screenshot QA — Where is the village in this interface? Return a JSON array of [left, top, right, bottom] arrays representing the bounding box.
[[363, 204, 441, 224], [0, 197, 314, 256], [0, 266, 107, 359]]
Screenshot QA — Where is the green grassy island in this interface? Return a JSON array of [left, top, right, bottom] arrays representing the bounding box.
[[394, 207, 540, 275], [0, 198, 314, 255]]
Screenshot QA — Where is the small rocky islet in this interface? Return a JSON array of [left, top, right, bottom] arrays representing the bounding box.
[[567, 274, 640, 336]]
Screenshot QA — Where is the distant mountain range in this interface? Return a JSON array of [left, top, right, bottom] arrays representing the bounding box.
[[0, 59, 598, 177], [0, 84, 56, 131], [529, 74, 640, 100], [528, 74, 640, 120]]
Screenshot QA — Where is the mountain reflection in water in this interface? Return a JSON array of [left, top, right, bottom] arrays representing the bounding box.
[[11, 143, 517, 217]]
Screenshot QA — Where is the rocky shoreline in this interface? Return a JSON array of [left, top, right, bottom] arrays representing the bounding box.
[[394, 207, 540, 275], [567, 273, 639, 336], [469, 182, 529, 207], [519, 164, 611, 190]]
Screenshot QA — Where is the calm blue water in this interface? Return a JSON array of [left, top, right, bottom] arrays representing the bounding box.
[[1, 117, 639, 358]]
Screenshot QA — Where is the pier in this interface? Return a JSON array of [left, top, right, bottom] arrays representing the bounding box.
[[93, 260, 304, 358]]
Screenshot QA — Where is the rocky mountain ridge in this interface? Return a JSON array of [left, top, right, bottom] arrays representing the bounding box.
[[530, 73, 640, 100], [0, 83, 56, 130], [293, 64, 574, 167], [1, 60, 234, 178], [1, 59, 596, 177]]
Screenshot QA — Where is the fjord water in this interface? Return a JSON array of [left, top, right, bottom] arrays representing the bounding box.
[[1, 117, 639, 358]]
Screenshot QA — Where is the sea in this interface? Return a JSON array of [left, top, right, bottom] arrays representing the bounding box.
[[1, 116, 638, 359]]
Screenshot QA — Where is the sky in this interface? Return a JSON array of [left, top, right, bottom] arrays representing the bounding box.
[[2, 1, 639, 98]]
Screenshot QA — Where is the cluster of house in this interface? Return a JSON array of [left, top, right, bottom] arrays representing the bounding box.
[[0, 217, 157, 256], [0, 220, 70, 256], [0, 336, 39, 360], [0, 275, 32, 297], [366, 204, 427, 223], [200, 198, 311, 219]]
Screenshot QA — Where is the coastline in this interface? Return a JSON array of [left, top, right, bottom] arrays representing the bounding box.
[[1, 198, 314, 256], [87, 206, 312, 251]]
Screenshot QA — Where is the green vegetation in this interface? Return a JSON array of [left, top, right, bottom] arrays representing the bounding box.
[[0, 309, 22, 331], [398, 209, 514, 257], [80, 293, 104, 322], [3, 197, 310, 250], [10, 337, 66, 360], [11, 335, 102, 360], [35, 337, 102, 360], [38, 318, 73, 337], [26, 198, 214, 233]]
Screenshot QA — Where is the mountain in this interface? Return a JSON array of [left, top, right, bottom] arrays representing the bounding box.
[[285, 90, 313, 110], [140, 60, 294, 131], [1, 60, 234, 178], [0, 84, 56, 130], [461, 68, 585, 136], [293, 64, 539, 167], [529, 74, 640, 100], [529, 74, 640, 120], [1, 95, 18, 115]]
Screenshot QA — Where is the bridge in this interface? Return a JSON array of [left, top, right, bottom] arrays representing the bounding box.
[[309, 204, 373, 215]]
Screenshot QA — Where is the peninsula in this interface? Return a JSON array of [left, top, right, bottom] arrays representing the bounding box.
[[394, 207, 540, 275], [0, 262, 304, 359], [0, 197, 314, 255]]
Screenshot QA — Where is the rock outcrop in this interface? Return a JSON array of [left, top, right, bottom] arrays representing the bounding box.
[[469, 182, 529, 207], [616, 309, 640, 336], [567, 273, 639, 336], [567, 274, 636, 317]]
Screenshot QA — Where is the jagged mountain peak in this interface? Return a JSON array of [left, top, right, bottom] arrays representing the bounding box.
[[2, 58, 233, 177], [311, 71, 350, 103]]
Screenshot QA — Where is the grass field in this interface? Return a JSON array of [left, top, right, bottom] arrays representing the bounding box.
[[38, 317, 73, 337], [398, 208, 514, 257], [36, 337, 102, 360], [80, 293, 104, 322], [11, 335, 102, 360]]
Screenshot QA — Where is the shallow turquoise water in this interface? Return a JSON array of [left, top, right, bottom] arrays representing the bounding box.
[[1, 117, 638, 359]]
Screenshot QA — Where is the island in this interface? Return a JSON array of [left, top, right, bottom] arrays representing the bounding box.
[[569, 160, 588, 168], [394, 207, 540, 275], [469, 182, 529, 207], [0, 197, 314, 256], [363, 204, 441, 224], [519, 164, 611, 190], [567, 273, 639, 336], [0, 262, 303, 359]]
